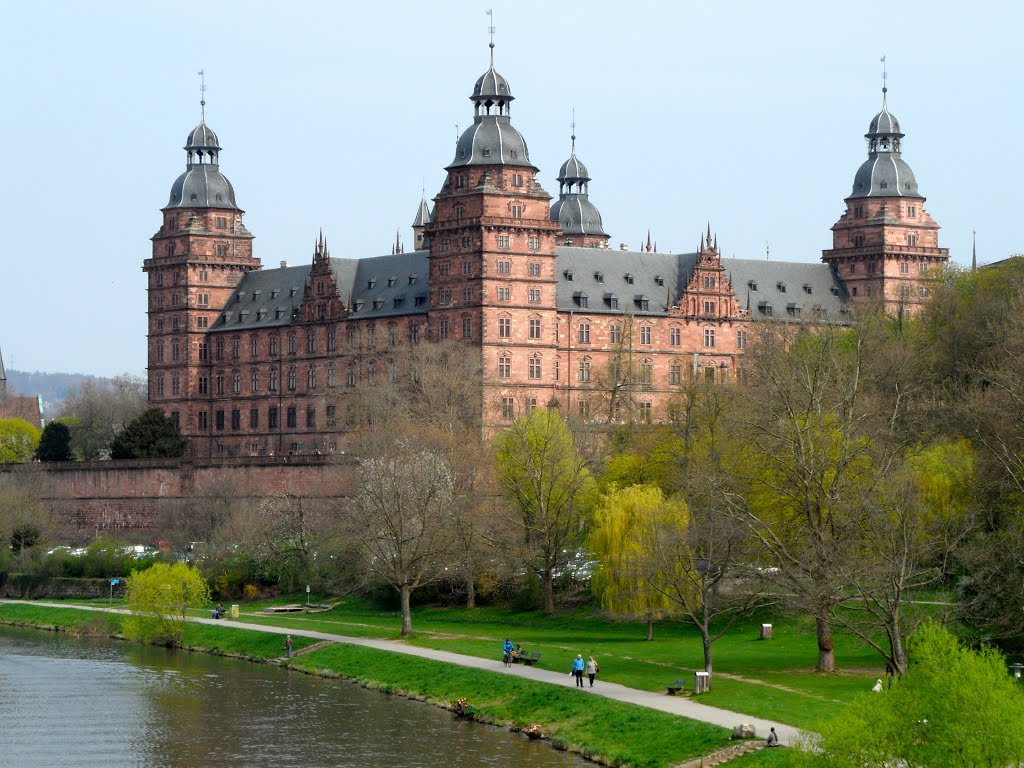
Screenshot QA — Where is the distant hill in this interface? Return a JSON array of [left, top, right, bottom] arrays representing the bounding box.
[[6, 369, 116, 414]]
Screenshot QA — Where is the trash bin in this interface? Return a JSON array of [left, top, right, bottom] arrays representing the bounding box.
[[230, 604, 240, 619]]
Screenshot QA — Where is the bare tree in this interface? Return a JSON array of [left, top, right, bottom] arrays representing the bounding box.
[[57, 375, 147, 460]]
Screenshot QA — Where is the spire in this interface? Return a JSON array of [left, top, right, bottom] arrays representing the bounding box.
[[646, 230, 652, 252]]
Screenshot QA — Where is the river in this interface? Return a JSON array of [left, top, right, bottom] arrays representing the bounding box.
[[0, 625, 589, 768]]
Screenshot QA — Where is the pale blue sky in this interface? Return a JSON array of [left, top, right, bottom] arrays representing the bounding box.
[[1, 1, 1018, 377]]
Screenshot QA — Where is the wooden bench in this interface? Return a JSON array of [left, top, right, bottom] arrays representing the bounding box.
[[666, 678, 687, 695], [514, 651, 542, 666]]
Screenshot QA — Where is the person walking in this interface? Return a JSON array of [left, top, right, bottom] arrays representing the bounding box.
[[571, 653, 585, 687], [285, 635, 293, 659], [586, 656, 599, 687]]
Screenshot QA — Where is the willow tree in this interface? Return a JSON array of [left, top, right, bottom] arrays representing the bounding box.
[[495, 407, 596, 613], [589, 484, 680, 640], [123, 562, 210, 646]]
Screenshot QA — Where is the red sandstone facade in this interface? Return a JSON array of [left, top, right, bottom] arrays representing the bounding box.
[[145, 54, 948, 457]]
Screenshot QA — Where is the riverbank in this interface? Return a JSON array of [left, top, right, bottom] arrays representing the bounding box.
[[0, 602, 748, 768]]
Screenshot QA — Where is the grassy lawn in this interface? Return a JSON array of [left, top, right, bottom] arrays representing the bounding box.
[[221, 598, 882, 729]]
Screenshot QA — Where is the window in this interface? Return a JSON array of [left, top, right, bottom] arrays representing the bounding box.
[[198, 375, 209, 395], [907, 204, 916, 218], [307, 366, 316, 389], [326, 330, 336, 352], [501, 397, 515, 419], [326, 405, 337, 426], [498, 287, 511, 301], [670, 327, 680, 346], [249, 408, 259, 429], [528, 262, 541, 276], [906, 232, 918, 246], [703, 300, 716, 315], [638, 402, 652, 424], [307, 332, 316, 353], [156, 342, 164, 362], [510, 204, 524, 219], [576, 293, 589, 308], [172, 342, 180, 361], [636, 297, 649, 311], [269, 407, 278, 429], [440, 240, 450, 254], [639, 363, 652, 387], [578, 322, 590, 343], [215, 410, 225, 431], [410, 325, 420, 344], [553, 358, 560, 382], [610, 324, 622, 345], [704, 328, 716, 348], [497, 260, 511, 274], [346, 368, 357, 387], [251, 371, 259, 392], [440, 288, 451, 304], [899, 261, 910, 274], [269, 369, 278, 391], [854, 205, 864, 219], [197, 316, 208, 329], [197, 293, 209, 306], [705, 366, 716, 383], [497, 234, 511, 249], [269, 337, 279, 355], [498, 356, 511, 378], [578, 399, 591, 418], [499, 318, 511, 338], [173, 317, 180, 332], [171, 375, 180, 395], [529, 356, 542, 379], [462, 287, 472, 302], [232, 372, 241, 394], [287, 367, 296, 390], [578, 358, 591, 382], [529, 318, 541, 339], [737, 330, 747, 349], [439, 318, 449, 340], [287, 406, 297, 428], [640, 326, 651, 345], [387, 326, 397, 345], [511, 173, 524, 187], [327, 365, 336, 387], [231, 409, 241, 430], [287, 335, 296, 354], [528, 237, 540, 251], [216, 244, 228, 257], [216, 374, 224, 395], [216, 216, 227, 229], [702, 276, 716, 289], [529, 289, 541, 304], [670, 363, 682, 385], [198, 411, 208, 431], [306, 407, 316, 429], [526, 397, 537, 412], [156, 376, 165, 397], [850, 263, 857, 274], [462, 259, 472, 273], [462, 316, 472, 338]]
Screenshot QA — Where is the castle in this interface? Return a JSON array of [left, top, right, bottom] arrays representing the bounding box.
[[144, 45, 948, 458]]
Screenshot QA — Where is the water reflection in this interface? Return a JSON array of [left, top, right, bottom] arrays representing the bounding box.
[[0, 626, 587, 768]]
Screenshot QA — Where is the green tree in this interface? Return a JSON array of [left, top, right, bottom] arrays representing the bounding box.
[[109, 408, 187, 459], [495, 407, 596, 613], [123, 562, 210, 646], [800, 622, 1024, 767], [36, 421, 72, 462], [589, 484, 681, 640], [0, 418, 41, 463]]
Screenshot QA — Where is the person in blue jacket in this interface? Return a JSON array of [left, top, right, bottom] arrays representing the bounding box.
[[571, 654, 585, 687], [502, 638, 514, 667]]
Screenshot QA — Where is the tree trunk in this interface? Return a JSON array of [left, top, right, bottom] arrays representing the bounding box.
[[701, 627, 713, 677], [543, 569, 555, 613], [465, 577, 476, 609], [646, 617, 654, 641], [816, 612, 836, 672], [400, 584, 413, 637]]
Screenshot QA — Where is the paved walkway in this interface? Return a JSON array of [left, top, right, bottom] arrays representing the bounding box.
[[2, 600, 804, 745]]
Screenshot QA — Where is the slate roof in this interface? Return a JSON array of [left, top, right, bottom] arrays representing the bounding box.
[[550, 195, 608, 237], [450, 116, 533, 169], [211, 247, 850, 332], [166, 165, 239, 210], [186, 122, 221, 150], [212, 252, 430, 332], [850, 153, 919, 199]]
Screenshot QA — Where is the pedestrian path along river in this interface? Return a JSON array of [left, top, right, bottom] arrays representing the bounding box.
[[3, 600, 804, 746]]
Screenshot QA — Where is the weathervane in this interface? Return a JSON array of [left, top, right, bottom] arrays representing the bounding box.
[[880, 54, 887, 95], [197, 68, 207, 122], [486, 8, 495, 63], [571, 108, 576, 151]]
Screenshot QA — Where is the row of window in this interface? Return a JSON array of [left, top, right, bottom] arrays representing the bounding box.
[[196, 404, 338, 433], [493, 354, 737, 386], [848, 259, 925, 275], [436, 259, 544, 276]]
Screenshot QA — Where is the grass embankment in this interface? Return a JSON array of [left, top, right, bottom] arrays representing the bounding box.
[[226, 599, 884, 729], [0, 602, 732, 768]]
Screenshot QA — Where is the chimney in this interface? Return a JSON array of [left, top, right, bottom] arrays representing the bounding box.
[[280, 260, 290, 268]]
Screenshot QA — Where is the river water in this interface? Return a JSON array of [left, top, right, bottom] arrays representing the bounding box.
[[0, 626, 588, 768]]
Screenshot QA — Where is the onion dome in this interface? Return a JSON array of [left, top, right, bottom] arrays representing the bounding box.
[[849, 88, 920, 199], [550, 134, 607, 238], [165, 117, 239, 210], [449, 44, 534, 169]]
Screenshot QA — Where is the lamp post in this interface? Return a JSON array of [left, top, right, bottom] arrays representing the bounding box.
[[1010, 662, 1023, 680]]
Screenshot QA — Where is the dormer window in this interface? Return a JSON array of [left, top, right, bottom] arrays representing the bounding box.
[[758, 302, 773, 317], [368, 278, 376, 289], [290, 287, 298, 297], [787, 303, 800, 316], [625, 273, 634, 284], [748, 280, 758, 291], [414, 294, 427, 307], [655, 275, 664, 286], [253, 291, 261, 301], [776, 281, 786, 292], [373, 298, 384, 310], [408, 274, 418, 284], [393, 296, 405, 308], [387, 276, 396, 287], [604, 294, 619, 310], [830, 286, 840, 296], [634, 295, 650, 311], [594, 272, 604, 283], [573, 291, 589, 308], [271, 289, 279, 299], [564, 270, 574, 281], [482, 148, 491, 157], [354, 300, 365, 312], [803, 284, 813, 294]]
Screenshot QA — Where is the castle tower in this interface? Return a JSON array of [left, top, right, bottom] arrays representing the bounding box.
[[143, 103, 259, 445], [425, 40, 561, 425], [550, 132, 610, 248], [412, 196, 432, 250], [823, 84, 948, 314]]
